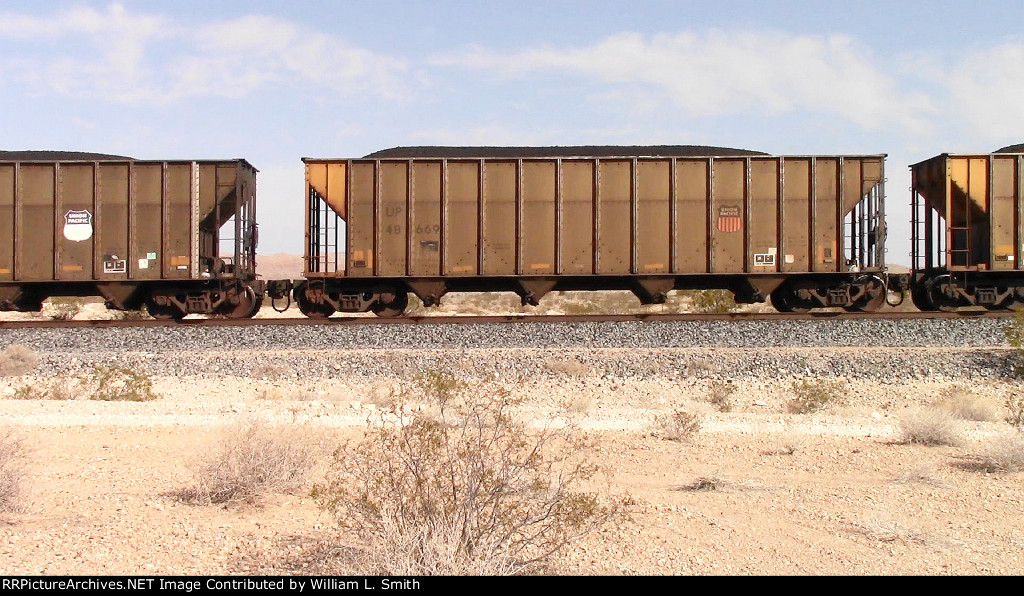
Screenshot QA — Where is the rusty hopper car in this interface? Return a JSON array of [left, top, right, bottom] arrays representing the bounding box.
[[0, 155, 263, 319], [291, 147, 889, 316], [910, 150, 1024, 310]]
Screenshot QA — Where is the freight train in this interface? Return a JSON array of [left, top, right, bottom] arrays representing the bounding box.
[[1, 145, 1022, 319], [0, 151, 261, 319]]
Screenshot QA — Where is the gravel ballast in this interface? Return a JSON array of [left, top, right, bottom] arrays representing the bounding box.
[[0, 317, 1010, 352], [0, 318, 1016, 381]]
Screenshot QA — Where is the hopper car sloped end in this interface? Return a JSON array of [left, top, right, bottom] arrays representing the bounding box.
[[296, 150, 894, 318], [910, 150, 1024, 311], [0, 156, 264, 319]]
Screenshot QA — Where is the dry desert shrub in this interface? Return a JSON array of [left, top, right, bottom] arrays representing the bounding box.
[[550, 289, 745, 315], [706, 381, 736, 412], [250, 362, 291, 380], [0, 344, 38, 376], [681, 289, 737, 314], [331, 520, 521, 576], [672, 475, 762, 493], [87, 365, 158, 402], [674, 476, 724, 492], [900, 407, 965, 447], [556, 290, 688, 315], [364, 384, 401, 409], [180, 419, 323, 505], [0, 429, 26, 512], [974, 433, 1024, 473], [111, 306, 152, 320], [854, 516, 927, 545], [9, 378, 77, 401], [314, 370, 619, 575], [654, 409, 702, 442], [893, 466, 952, 488], [566, 394, 595, 416], [558, 296, 612, 315], [1004, 309, 1024, 373], [4, 365, 156, 401], [1005, 392, 1024, 429], [410, 368, 469, 408], [452, 292, 525, 315], [770, 433, 808, 455], [543, 357, 591, 378], [935, 387, 1000, 422], [256, 386, 320, 401], [46, 297, 84, 321], [786, 378, 844, 414]]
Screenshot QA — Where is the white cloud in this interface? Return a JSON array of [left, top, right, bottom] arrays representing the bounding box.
[[408, 124, 685, 147], [0, 3, 407, 105], [944, 41, 1024, 143], [0, 3, 169, 102], [433, 30, 933, 133], [179, 15, 407, 100], [408, 125, 564, 146], [0, 3, 165, 38]]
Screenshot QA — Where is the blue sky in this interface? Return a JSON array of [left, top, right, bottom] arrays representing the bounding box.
[[3, 1, 1024, 265]]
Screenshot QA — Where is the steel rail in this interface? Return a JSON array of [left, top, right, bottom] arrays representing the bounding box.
[[0, 309, 1013, 330]]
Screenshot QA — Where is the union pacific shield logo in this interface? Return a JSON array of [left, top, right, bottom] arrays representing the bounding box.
[[716, 205, 742, 233], [63, 209, 93, 242]]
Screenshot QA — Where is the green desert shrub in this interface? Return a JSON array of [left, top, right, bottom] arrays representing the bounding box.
[[786, 378, 844, 414]]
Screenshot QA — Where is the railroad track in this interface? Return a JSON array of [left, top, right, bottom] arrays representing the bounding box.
[[0, 309, 1014, 329]]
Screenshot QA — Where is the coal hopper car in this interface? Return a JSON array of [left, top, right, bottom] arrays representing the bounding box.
[[282, 146, 892, 317], [0, 153, 263, 319], [910, 148, 1024, 310]]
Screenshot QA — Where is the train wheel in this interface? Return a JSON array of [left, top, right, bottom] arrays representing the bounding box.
[[863, 292, 886, 312], [296, 292, 334, 318], [927, 276, 961, 312], [13, 295, 44, 312], [371, 290, 409, 318], [785, 301, 812, 314], [1007, 295, 1024, 311], [845, 277, 886, 312], [773, 284, 812, 313], [144, 293, 184, 320], [984, 293, 1011, 311], [227, 285, 261, 319], [770, 290, 792, 313], [910, 286, 936, 311]]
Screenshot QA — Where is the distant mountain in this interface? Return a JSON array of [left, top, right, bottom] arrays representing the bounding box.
[[256, 253, 304, 280]]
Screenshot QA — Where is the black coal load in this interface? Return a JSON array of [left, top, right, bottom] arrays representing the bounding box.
[[364, 145, 767, 158]]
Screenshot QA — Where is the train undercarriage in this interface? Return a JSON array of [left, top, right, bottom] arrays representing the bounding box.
[[910, 270, 1024, 311], [0, 279, 265, 320], [274, 272, 901, 318]]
